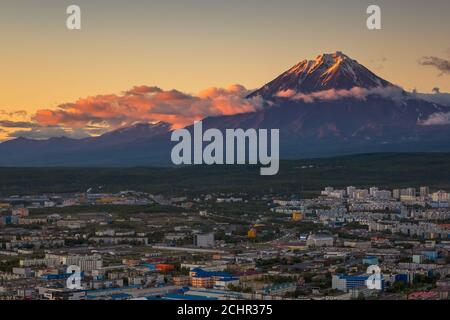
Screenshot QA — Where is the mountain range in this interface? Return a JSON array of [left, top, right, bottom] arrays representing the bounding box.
[[1, 51, 450, 166]]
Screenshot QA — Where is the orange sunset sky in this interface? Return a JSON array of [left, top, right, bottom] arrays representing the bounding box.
[[0, 0, 449, 140]]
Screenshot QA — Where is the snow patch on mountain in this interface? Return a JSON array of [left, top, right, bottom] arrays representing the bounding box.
[[248, 51, 393, 99], [274, 86, 405, 103], [419, 112, 450, 126]]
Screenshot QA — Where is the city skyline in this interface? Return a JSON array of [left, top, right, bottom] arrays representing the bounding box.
[[1, 179, 449, 300]]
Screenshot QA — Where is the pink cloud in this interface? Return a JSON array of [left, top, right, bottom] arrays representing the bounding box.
[[34, 84, 264, 131]]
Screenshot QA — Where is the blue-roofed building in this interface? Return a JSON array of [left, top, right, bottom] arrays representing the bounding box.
[[394, 274, 410, 283], [111, 293, 132, 300], [161, 293, 218, 301], [0, 216, 13, 225], [41, 272, 84, 280], [190, 268, 232, 278], [142, 263, 156, 271], [213, 277, 240, 289], [422, 251, 438, 261], [332, 274, 384, 292], [189, 268, 238, 289], [176, 288, 245, 300]]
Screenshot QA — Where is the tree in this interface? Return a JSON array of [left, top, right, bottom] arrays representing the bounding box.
[[356, 292, 365, 300]]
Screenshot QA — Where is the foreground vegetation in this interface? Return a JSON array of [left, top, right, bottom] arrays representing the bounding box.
[[1, 153, 450, 196]]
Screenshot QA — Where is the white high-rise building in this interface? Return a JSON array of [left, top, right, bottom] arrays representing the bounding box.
[[420, 186, 430, 197], [393, 189, 401, 200], [374, 190, 392, 200], [194, 233, 215, 248], [369, 187, 379, 197], [347, 186, 356, 199], [355, 189, 369, 200]]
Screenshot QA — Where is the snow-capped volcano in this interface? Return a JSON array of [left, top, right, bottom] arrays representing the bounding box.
[[248, 51, 393, 98], [2, 51, 450, 166]]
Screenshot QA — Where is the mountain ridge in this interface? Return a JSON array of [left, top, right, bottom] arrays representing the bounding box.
[[1, 52, 450, 166]]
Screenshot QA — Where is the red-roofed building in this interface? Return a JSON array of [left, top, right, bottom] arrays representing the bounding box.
[[408, 291, 439, 300]]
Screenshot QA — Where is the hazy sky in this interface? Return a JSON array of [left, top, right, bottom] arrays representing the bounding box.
[[0, 0, 449, 139]]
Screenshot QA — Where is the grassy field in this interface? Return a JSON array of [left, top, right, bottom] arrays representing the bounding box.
[[1, 153, 450, 196]]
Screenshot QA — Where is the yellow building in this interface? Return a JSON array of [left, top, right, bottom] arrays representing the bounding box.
[[191, 276, 213, 288], [292, 212, 303, 221], [173, 276, 191, 286], [248, 228, 257, 238], [97, 197, 120, 204]]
